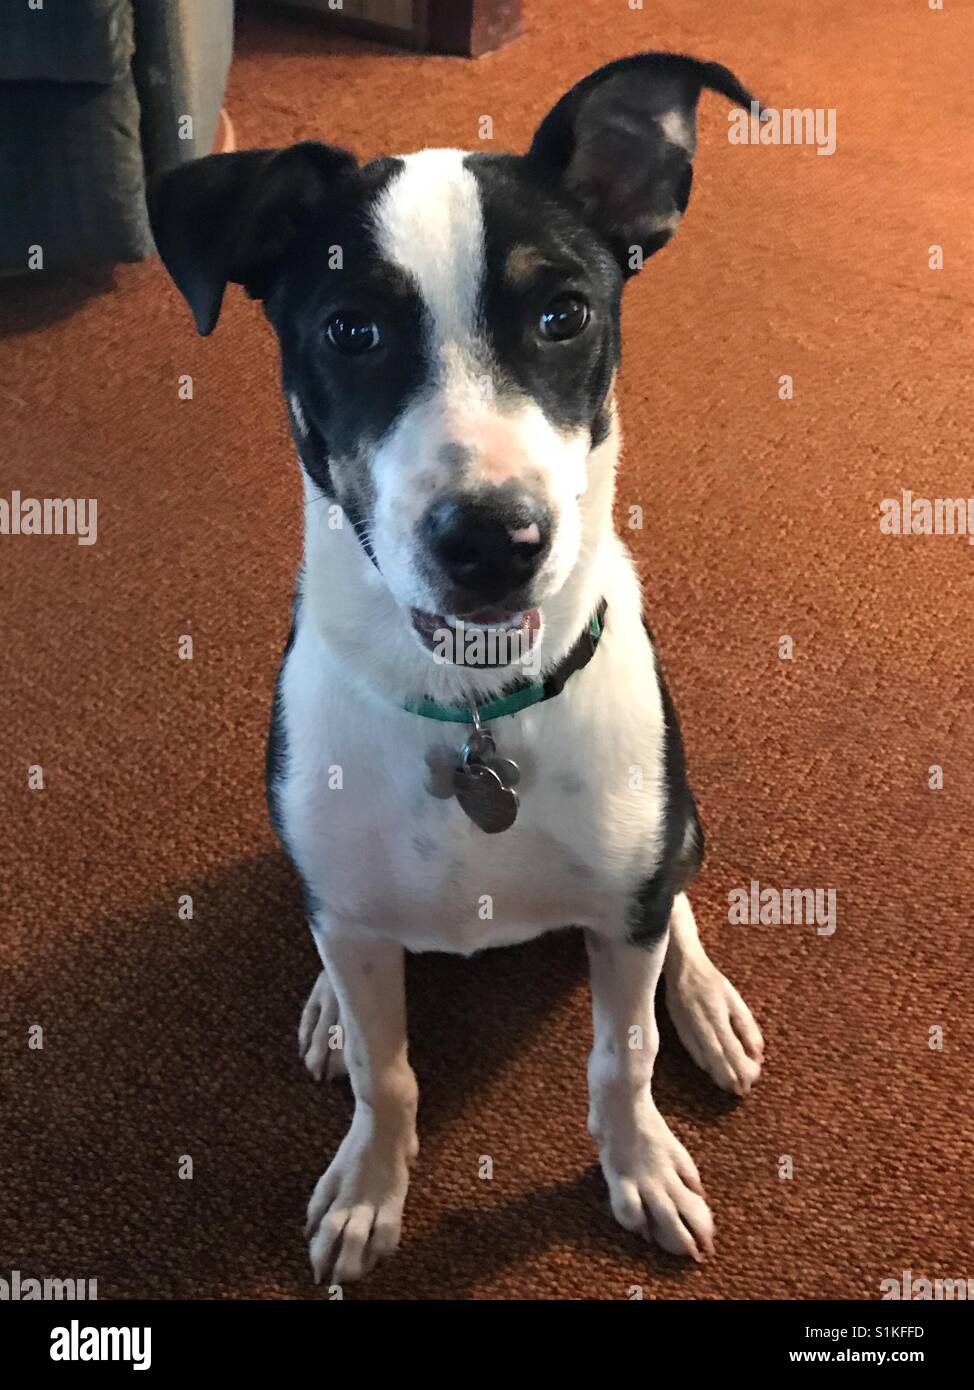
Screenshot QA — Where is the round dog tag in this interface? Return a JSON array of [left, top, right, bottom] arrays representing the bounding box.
[[452, 761, 519, 833], [484, 755, 520, 788]]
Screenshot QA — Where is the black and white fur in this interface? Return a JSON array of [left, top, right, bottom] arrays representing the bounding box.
[[150, 52, 766, 1285]]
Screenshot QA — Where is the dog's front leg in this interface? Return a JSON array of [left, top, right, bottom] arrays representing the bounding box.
[[585, 929, 714, 1261], [305, 925, 419, 1285]]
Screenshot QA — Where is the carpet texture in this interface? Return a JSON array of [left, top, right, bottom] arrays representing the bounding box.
[[2, 0, 971, 1300]]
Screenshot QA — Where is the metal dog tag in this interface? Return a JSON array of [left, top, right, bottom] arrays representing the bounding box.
[[485, 755, 520, 787], [452, 760, 519, 834], [445, 707, 523, 833], [460, 729, 496, 763]]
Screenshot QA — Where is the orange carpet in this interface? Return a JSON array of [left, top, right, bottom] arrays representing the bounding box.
[[2, 0, 971, 1299]]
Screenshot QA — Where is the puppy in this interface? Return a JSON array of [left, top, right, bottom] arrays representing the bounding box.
[[149, 51, 766, 1285]]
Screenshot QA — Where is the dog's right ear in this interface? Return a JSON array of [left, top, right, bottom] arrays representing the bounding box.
[[147, 141, 357, 335]]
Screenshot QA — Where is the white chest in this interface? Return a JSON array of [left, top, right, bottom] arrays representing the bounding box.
[[277, 596, 667, 955]]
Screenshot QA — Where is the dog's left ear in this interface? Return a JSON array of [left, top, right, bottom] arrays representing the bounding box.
[[527, 53, 762, 273]]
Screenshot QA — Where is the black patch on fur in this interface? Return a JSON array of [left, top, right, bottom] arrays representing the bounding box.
[[266, 589, 320, 920], [268, 156, 429, 521], [287, 398, 333, 498], [265, 610, 293, 845], [527, 52, 761, 274], [466, 153, 622, 442], [626, 620, 704, 947], [590, 400, 613, 450]]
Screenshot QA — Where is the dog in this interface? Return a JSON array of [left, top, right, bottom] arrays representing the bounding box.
[[149, 51, 766, 1286]]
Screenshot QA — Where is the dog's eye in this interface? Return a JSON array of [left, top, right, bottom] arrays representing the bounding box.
[[325, 311, 381, 355], [538, 294, 589, 342]]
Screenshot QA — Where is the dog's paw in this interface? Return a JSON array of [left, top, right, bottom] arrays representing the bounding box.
[[306, 1117, 416, 1285], [299, 969, 348, 1081], [665, 960, 764, 1097], [599, 1114, 715, 1262]]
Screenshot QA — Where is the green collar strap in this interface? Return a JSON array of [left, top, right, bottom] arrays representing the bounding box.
[[402, 600, 607, 725]]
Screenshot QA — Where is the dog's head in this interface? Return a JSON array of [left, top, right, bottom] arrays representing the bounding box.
[[149, 53, 759, 671]]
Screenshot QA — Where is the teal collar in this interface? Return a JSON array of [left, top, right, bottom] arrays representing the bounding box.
[[402, 601, 607, 724]]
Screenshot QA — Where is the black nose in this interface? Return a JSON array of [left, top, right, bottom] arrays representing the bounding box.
[[421, 490, 552, 605]]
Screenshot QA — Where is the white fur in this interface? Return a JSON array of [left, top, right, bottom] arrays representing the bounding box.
[[300, 404, 615, 713], [664, 894, 764, 1096], [288, 391, 309, 438], [288, 413, 764, 1285], [281, 522, 665, 956], [371, 148, 484, 354], [363, 150, 593, 622], [659, 108, 696, 155], [304, 935, 417, 1284], [276, 152, 763, 1284], [586, 926, 714, 1260], [299, 968, 346, 1080]]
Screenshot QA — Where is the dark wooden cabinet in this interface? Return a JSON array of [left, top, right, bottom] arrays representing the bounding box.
[[271, 0, 522, 55]]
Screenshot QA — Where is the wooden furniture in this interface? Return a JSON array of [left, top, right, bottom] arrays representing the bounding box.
[[272, 0, 522, 56]]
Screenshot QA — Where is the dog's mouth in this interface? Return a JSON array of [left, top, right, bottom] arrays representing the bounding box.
[[410, 607, 542, 668]]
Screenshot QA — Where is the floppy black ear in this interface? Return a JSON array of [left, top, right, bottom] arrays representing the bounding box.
[[528, 53, 763, 273], [146, 141, 357, 335]]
